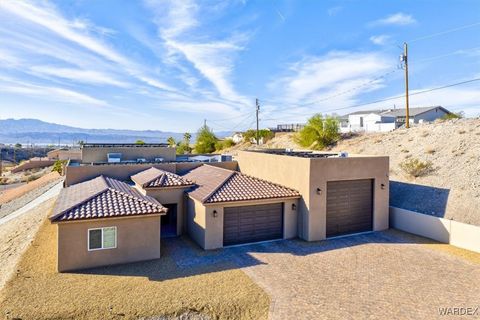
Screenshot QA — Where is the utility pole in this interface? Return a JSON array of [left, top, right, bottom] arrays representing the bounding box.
[[255, 98, 260, 145], [204, 119, 207, 128], [401, 42, 410, 128]]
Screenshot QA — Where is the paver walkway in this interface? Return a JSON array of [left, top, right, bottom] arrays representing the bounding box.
[[166, 231, 480, 320]]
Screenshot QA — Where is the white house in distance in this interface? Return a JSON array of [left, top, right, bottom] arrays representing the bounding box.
[[340, 106, 452, 133]]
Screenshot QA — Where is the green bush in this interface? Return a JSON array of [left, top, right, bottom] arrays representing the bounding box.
[[441, 112, 463, 120], [399, 158, 433, 177], [295, 114, 340, 150], [135, 140, 145, 145], [242, 129, 274, 143], [52, 160, 66, 174], [194, 125, 218, 154]]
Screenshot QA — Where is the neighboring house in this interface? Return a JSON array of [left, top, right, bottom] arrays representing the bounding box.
[[10, 157, 55, 173], [53, 148, 389, 272], [47, 148, 82, 161], [341, 106, 451, 133], [226, 132, 244, 144], [80, 143, 176, 164]]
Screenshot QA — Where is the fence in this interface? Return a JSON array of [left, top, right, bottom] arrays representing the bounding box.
[[390, 206, 480, 253]]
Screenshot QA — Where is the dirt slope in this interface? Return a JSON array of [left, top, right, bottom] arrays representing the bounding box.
[[234, 118, 480, 225]]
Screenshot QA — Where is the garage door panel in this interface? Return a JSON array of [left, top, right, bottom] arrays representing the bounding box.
[[223, 203, 283, 246], [327, 179, 373, 237]]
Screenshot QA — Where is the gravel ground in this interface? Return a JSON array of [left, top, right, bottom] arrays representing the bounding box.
[[0, 198, 55, 290], [0, 178, 61, 220]]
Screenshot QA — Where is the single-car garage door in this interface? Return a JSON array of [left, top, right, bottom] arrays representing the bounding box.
[[223, 203, 283, 246], [326, 179, 373, 237]]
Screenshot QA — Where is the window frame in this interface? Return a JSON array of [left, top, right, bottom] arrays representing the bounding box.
[[87, 226, 117, 251]]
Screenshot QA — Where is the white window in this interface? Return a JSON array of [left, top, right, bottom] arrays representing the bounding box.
[[88, 227, 117, 251]]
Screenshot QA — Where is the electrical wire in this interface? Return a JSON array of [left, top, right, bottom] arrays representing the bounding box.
[[409, 21, 480, 43], [259, 68, 399, 111], [260, 77, 480, 122]]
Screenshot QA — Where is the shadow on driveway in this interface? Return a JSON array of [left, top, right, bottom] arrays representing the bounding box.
[[78, 230, 437, 281]]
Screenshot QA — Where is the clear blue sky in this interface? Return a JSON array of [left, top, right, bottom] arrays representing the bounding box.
[[0, 0, 479, 132]]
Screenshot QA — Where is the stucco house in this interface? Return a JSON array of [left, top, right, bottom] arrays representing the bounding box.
[[53, 147, 390, 272], [341, 106, 451, 133], [50, 175, 167, 272]]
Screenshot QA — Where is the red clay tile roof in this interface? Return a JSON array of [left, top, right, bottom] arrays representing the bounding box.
[[131, 167, 194, 188], [183, 165, 300, 204], [50, 176, 167, 222]]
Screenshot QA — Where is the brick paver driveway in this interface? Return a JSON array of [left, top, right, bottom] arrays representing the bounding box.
[[167, 230, 480, 319]]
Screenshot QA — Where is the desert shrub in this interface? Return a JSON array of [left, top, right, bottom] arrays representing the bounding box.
[[425, 148, 435, 154], [243, 129, 274, 144], [458, 130, 466, 134], [52, 160, 66, 174], [295, 114, 340, 150], [441, 112, 463, 120], [399, 158, 433, 177], [135, 140, 145, 145], [194, 125, 218, 154], [214, 138, 235, 151]]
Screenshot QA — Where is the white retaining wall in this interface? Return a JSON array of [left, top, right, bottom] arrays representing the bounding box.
[[390, 206, 480, 253]]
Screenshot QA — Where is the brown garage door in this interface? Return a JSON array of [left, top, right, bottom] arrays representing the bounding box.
[[326, 179, 373, 237], [223, 203, 283, 246]]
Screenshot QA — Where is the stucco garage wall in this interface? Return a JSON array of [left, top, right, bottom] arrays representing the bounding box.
[[309, 156, 389, 240], [65, 161, 238, 186], [56, 215, 161, 272], [188, 198, 299, 250], [236, 151, 311, 238], [187, 197, 207, 249], [237, 151, 389, 241], [143, 187, 187, 235]]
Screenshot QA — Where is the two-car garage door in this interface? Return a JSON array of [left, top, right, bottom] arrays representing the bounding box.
[[223, 203, 283, 246], [326, 179, 373, 237]]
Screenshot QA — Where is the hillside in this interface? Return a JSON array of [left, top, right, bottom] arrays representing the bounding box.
[[232, 118, 480, 225], [0, 119, 231, 144]]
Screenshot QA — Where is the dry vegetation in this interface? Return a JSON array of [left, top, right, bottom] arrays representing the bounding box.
[[0, 217, 269, 320], [0, 171, 60, 205]]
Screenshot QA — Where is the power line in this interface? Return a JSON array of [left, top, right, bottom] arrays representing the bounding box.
[[259, 68, 398, 112], [409, 21, 480, 43], [261, 77, 480, 122]]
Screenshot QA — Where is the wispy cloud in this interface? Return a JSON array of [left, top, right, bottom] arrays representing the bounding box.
[[371, 13, 416, 26], [146, 0, 251, 106], [30, 66, 130, 87], [327, 6, 343, 17], [0, 77, 108, 106], [271, 51, 391, 103], [0, 0, 174, 92], [369, 35, 391, 45]]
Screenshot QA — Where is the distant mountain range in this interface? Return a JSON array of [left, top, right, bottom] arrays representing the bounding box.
[[0, 118, 231, 145]]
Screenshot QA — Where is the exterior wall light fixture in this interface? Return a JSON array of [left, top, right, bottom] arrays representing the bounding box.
[[381, 183, 385, 190], [292, 203, 297, 211], [316, 188, 322, 195], [213, 210, 218, 217]]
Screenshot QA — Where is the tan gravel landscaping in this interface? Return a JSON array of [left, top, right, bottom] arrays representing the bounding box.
[[0, 217, 269, 320]]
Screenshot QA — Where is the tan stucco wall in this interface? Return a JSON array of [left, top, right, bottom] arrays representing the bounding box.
[[187, 197, 207, 248], [65, 161, 238, 186], [236, 151, 389, 241], [187, 197, 299, 250], [81, 146, 176, 163], [56, 215, 161, 272], [143, 187, 187, 235], [309, 157, 389, 240]]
